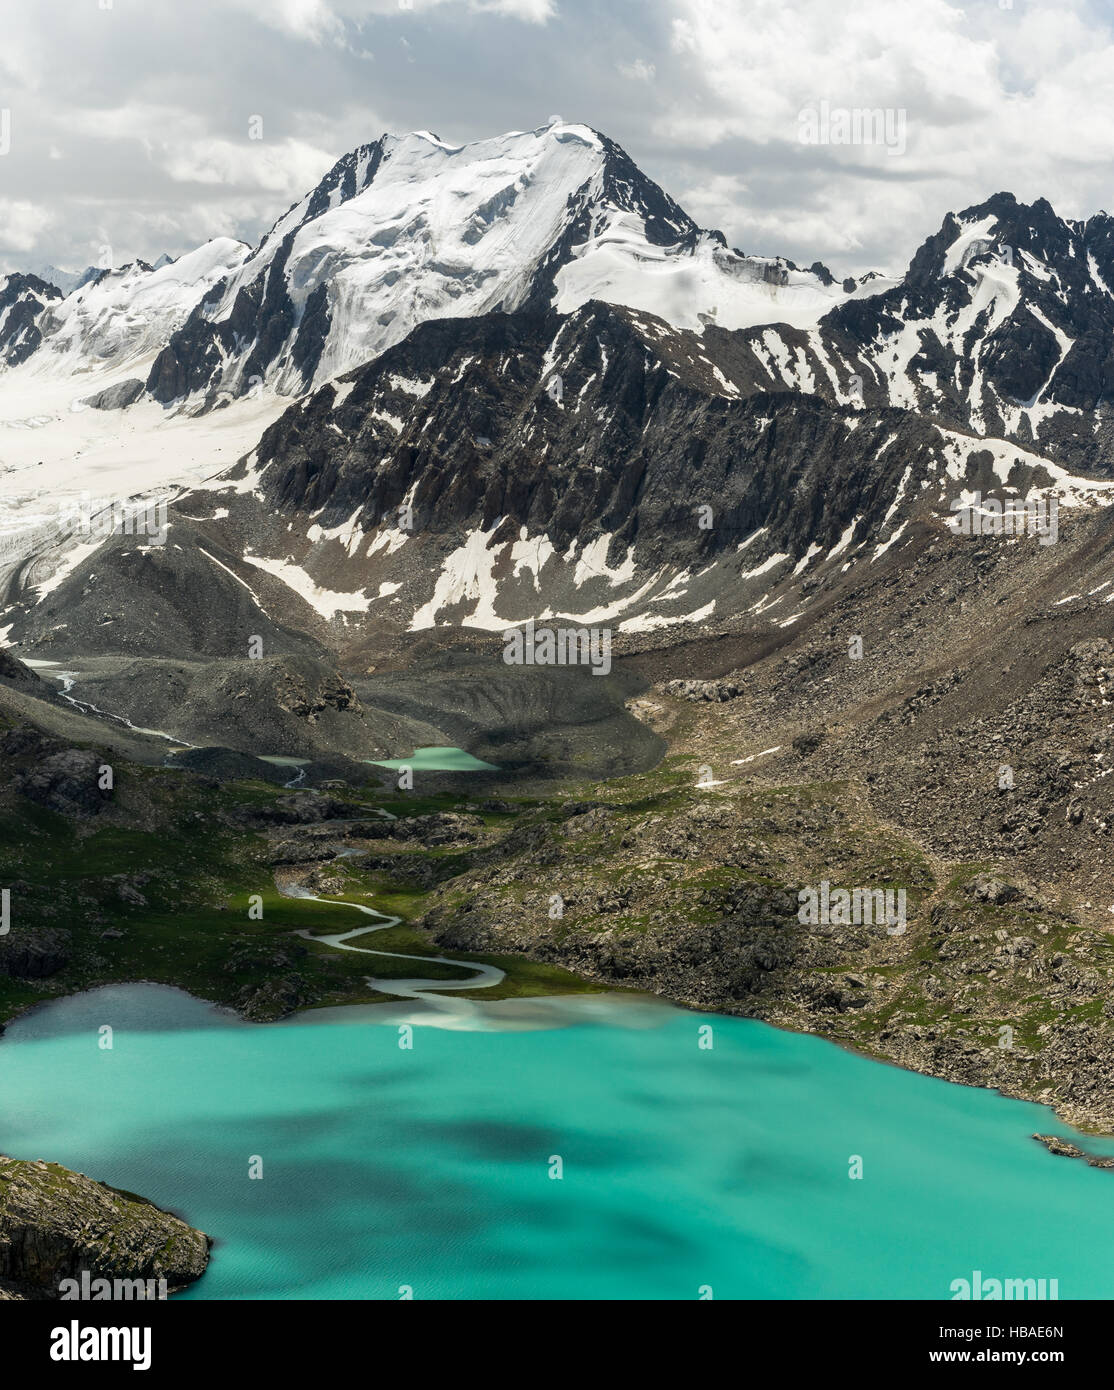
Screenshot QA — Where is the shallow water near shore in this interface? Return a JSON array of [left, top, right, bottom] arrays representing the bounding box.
[[3, 981, 1114, 1300]]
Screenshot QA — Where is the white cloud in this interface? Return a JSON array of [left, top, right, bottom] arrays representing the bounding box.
[[469, 0, 557, 17], [661, 0, 1114, 271], [247, 0, 346, 42], [666, 0, 998, 146], [162, 138, 338, 195], [333, 0, 557, 21], [0, 0, 1112, 281], [233, 0, 559, 35], [0, 200, 53, 253]]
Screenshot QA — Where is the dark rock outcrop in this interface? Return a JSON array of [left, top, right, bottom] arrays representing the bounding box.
[[1032, 1134, 1114, 1168], [16, 749, 111, 817], [0, 650, 41, 686], [0, 1156, 210, 1300], [0, 928, 71, 981], [0, 274, 61, 367], [79, 377, 146, 411]]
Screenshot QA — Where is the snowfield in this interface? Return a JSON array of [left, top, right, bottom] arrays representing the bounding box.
[[0, 365, 288, 590], [24, 239, 249, 376]]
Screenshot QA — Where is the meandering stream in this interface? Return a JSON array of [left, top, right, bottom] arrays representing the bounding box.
[[281, 848, 506, 1002]]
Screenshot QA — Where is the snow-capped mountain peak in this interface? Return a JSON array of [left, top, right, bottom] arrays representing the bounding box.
[[24, 237, 250, 376], [15, 126, 1113, 476], [141, 122, 859, 410], [1, 122, 870, 415]]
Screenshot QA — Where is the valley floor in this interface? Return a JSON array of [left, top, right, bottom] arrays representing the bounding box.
[[2, 678, 1113, 1136]]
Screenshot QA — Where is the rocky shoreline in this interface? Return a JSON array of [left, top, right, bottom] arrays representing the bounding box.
[[0, 1156, 210, 1300], [406, 777, 1114, 1137], [1032, 1134, 1114, 1168]]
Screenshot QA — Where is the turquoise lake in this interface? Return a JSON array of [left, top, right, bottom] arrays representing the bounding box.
[[367, 747, 499, 773], [2, 982, 1113, 1300]]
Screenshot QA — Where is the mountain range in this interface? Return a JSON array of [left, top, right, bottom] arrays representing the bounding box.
[[2, 119, 1113, 664], [5, 120, 1114, 1136]]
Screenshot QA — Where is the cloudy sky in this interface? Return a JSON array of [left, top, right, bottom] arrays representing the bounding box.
[[2, 0, 1112, 279]]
